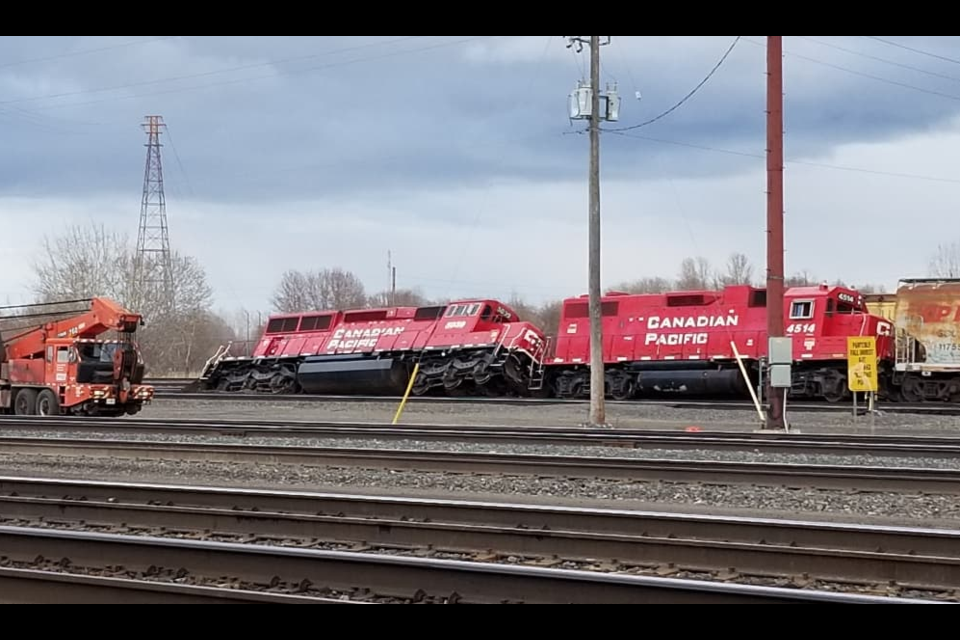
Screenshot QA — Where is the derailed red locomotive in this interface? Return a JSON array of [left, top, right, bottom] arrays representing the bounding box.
[[194, 283, 897, 403], [195, 300, 547, 397], [547, 283, 895, 402]]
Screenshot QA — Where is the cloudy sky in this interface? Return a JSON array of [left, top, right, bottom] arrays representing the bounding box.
[[1, 35, 959, 314]]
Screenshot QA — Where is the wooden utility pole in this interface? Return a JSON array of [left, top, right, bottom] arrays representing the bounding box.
[[587, 35, 606, 427], [766, 36, 786, 431]]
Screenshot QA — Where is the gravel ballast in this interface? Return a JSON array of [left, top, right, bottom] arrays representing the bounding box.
[[134, 398, 960, 436], [1, 450, 958, 529], [3, 430, 960, 470]]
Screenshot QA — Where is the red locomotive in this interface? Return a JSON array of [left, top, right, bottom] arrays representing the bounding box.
[[195, 300, 548, 397], [547, 284, 896, 402]]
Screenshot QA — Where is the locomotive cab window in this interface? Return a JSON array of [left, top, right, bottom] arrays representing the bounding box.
[[835, 293, 858, 315], [790, 301, 814, 320], [446, 304, 481, 318]]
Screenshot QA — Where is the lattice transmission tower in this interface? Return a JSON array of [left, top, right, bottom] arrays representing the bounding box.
[[134, 115, 173, 307]]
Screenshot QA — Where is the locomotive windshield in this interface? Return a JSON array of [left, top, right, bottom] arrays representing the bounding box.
[[835, 291, 863, 314], [446, 304, 482, 318]]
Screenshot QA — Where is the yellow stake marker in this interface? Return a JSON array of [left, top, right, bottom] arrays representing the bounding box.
[[392, 363, 421, 426]]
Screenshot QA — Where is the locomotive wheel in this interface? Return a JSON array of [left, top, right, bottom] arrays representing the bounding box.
[[412, 372, 430, 397], [823, 387, 847, 403], [821, 373, 849, 404], [270, 372, 297, 395], [611, 380, 635, 401], [900, 377, 925, 403]]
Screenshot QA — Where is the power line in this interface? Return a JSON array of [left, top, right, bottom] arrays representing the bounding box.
[[15, 37, 494, 112], [796, 36, 960, 85], [608, 130, 960, 184], [0, 36, 180, 70], [743, 37, 960, 103], [864, 36, 960, 66], [607, 130, 762, 157], [606, 36, 741, 133], [790, 157, 960, 184], [0, 36, 426, 108], [163, 127, 195, 201]]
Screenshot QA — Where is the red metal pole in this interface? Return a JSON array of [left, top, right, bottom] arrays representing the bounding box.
[[766, 36, 785, 430]]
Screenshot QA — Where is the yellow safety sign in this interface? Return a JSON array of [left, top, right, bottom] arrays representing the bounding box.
[[848, 337, 879, 393]]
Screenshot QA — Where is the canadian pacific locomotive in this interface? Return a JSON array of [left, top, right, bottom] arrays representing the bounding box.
[[194, 300, 548, 398], [547, 283, 895, 403]]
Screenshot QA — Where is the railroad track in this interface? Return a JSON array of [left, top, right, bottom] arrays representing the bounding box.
[[1, 436, 959, 493], [3, 415, 960, 459], [145, 386, 960, 416], [0, 478, 948, 603]]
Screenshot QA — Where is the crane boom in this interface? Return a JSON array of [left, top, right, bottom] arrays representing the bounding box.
[[4, 298, 143, 361]]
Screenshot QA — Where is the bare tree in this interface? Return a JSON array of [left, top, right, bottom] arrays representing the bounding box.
[[785, 271, 817, 288], [852, 284, 883, 294], [930, 243, 960, 278], [33, 225, 131, 303], [31, 224, 221, 376], [370, 288, 431, 308], [609, 277, 672, 295], [536, 300, 563, 338], [270, 271, 312, 313], [322, 268, 368, 310], [717, 253, 755, 287], [676, 257, 713, 291], [271, 268, 367, 313], [507, 295, 564, 338]]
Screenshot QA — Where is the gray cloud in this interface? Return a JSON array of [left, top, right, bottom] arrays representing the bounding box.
[[2, 36, 960, 310], [4, 36, 960, 202]]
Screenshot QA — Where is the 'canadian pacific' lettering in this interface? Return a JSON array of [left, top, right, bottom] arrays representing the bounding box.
[[648, 315, 740, 330], [645, 333, 709, 347], [644, 315, 739, 348], [328, 327, 405, 351]]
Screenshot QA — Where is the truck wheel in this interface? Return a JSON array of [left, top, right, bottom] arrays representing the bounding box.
[[36, 390, 61, 417], [14, 389, 38, 416]]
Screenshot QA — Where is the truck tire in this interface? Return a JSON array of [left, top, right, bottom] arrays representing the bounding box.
[[36, 390, 61, 417], [14, 389, 38, 416]]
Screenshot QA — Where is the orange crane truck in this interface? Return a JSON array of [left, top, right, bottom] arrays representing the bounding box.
[[0, 298, 154, 416]]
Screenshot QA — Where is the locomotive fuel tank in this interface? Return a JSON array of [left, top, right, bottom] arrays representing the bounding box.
[[297, 356, 410, 396], [635, 369, 749, 396]]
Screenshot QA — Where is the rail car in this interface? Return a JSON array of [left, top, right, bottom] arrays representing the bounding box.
[[193, 300, 548, 398], [546, 284, 896, 403], [887, 279, 960, 402]]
